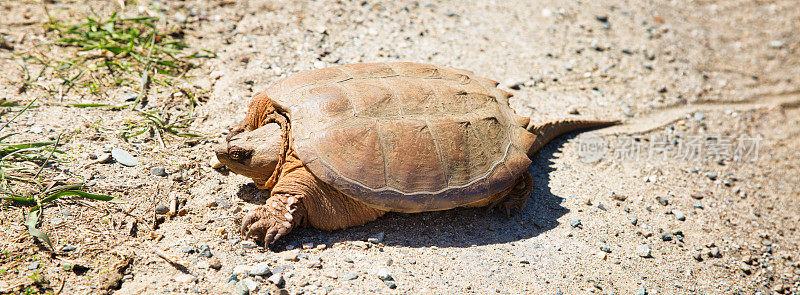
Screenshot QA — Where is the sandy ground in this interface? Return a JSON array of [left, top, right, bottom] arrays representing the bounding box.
[[1, 0, 799, 294]]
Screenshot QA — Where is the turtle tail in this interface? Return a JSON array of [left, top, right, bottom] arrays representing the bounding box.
[[526, 119, 619, 156]]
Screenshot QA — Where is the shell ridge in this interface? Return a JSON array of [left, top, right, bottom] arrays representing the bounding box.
[[423, 118, 450, 187], [378, 77, 406, 117], [371, 118, 390, 188]]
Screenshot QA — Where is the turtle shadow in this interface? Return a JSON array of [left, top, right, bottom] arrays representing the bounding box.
[[271, 135, 580, 249]]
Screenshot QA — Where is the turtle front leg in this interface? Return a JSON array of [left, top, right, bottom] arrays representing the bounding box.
[[241, 193, 307, 246]]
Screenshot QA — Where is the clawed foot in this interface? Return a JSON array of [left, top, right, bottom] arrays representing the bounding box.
[[241, 194, 304, 246], [489, 172, 532, 216]]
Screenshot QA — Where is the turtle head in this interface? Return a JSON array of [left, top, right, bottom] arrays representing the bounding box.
[[215, 123, 284, 189]]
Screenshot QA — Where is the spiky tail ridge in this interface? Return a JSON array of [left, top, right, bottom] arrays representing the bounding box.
[[526, 119, 620, 156]]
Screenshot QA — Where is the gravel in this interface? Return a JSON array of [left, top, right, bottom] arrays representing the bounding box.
[[250, 262, 272, 276], [672, 209, 686, 221], [569, 219, 582, 228], [150, 166, 167, 176], [638, 244, 653, 258], [111, 148, 139, 167], [376, 268, 393, 281], [155, 205, 169, 215], [342, 272, 359, 280], [198, 244, 213, 257], [268, 273, 285, 287]]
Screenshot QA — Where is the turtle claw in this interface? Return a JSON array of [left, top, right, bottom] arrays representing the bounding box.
[[241, 195, 303, 247]]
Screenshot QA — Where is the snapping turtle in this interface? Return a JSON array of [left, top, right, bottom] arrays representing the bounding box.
[[216, 62, 616, 245]]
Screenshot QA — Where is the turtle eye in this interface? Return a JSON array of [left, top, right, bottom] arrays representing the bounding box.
[[228, 147, 250, 161]]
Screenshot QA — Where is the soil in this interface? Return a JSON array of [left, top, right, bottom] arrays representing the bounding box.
[[1, 0, 798, 294]]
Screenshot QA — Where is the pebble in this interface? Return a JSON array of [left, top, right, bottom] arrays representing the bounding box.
[[384, 281, 397, 289], [241, 241, 257, 249], [672, 209, 686, 221], [595, 15, 609, 23], [150, 166, 167, 177], [241, 278, 259, 292], [111, 148, 139, 167], [233, 265, 251, 275], [710, 247, 721, 258], [655, 196, 669, 206], [342, 272, 359, 280], [768, 40, 785, 49], [569, 219, 582, 228], [198, 245, 213, 258], [250, 262, 272, 276], [637, 285, 647, 295], [376, 268, 393, 281], [629, 215, 638, 226], [693, 252, 704, 261], [367, 232, 385, 243], [155, 205, 169, 215], [661, 233, 673, 241], [281, 249, 299, 261], [268, 273, 285, 287], [210, 71, 226, 80], [637, 244, 652, 258], [705, 172, 717, 180], [197, 261, 210, 269], [27, 262, 39, 270], [600, 245, 611, 253], [209, 258, 223, 270], [210, 156, 225, 169], [175, 274, 197, 283], [61, 244, 77, 252], [97, 153, 113, 164], [234, 281, 249, 295], [693, 203, 704, 209], [503, 78, 525, 90]]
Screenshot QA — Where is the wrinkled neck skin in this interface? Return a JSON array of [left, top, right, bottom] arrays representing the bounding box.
[[231, 92, 292, 190], [229, 92, 288, 139]]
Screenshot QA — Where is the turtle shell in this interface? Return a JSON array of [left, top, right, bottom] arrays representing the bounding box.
[[266, 62, 535, 212]]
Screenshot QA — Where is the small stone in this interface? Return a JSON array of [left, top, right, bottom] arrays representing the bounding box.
[[242, 277, 259, 292], [281, 249, 299, 261], [197, 261, 210, 269], [209, 258, 223, 270], [210, 71, 226, 80], [180, 245, 193, 254], [155, 204, 169, 215], [111, 148, 139, 167], [342, 272, 359, 280], [629, 215, 638, 226], [611, 192, 627, 201], [597, 203, 607, 211], [637, 244, 652, 258], [503, 78, 524, 90], [61, 244, 77, 252], [661, 233, 673, 241], [175, 274, 197, 283], [227, 274, 240, 284], [210, 156, 225, 169], [198, 245, 213, 258], [693, 252, 703, 261], [672, 209, 686, 221], [710, 247, 721, 258], [150, 166, 167, 177], [705, 172, 717, 180], [567, 105, 580, 115], [656, 196, 669, 206], [600, 245, 611, 253], [97, 153, 113, 164], [384, 281, 397, 289], [367, 232, 385, 243], [26, 262, 39, 270], [569, 219, 582, 228], [636, 285, 647, 295], [768, 40, 785, 49], [302, 242, 314, 249], [241, 241, 257, 249], [595, 15, 609, 22], [693, 203, 704, 209], [250, 262, 272, 276], [376, 268, 393, 281], [234, 281, 249, 295], [268, 273, 285, 287], [657, 86, 667, 93], [690, 192, 705, 199], [233, 265, 251, 275]]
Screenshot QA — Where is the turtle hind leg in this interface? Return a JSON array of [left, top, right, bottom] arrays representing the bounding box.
[[489, 171, 533, 216]]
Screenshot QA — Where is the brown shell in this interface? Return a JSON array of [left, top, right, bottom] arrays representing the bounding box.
[[266, 62, 535, 212]]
